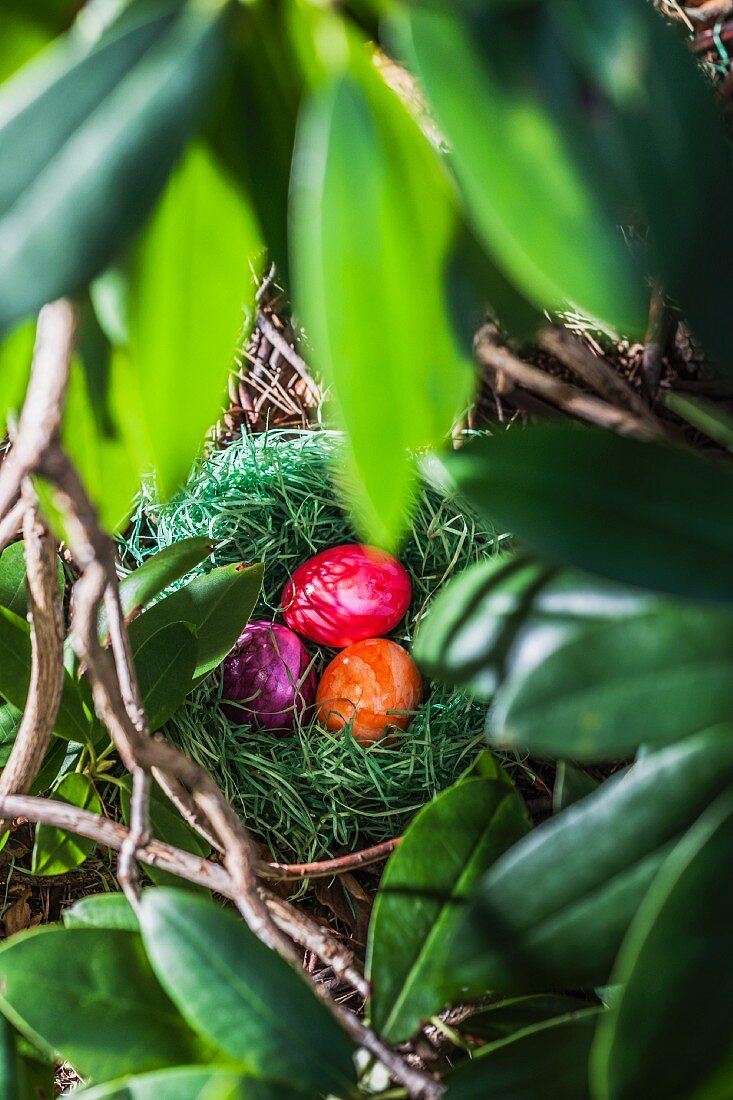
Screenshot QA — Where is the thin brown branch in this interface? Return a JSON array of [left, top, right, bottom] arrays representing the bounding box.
[[0, 501, 64, 832], [0, 793, 443, 1099], [0, 499, 25, 555], [255, 313, 321, 402], [261, 837, 401, 881], [538, 326, 664, 432], [641, 281, 672, 403], [475, 326, 659, 438]]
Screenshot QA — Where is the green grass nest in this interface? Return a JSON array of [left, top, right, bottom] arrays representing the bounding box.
[[122, 430, 502, 862]]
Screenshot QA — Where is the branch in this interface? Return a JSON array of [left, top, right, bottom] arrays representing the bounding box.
[[0, 501, 64, 832], [261, 837, 401, 881], [0, 793, 443, 1100]]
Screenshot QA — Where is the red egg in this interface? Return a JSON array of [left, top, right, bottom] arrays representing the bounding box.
[[281, 544, 412, 648], [316, 638, 423, 744]]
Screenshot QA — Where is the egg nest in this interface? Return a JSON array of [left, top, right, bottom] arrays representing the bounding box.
[[121, 430, 504, 862]]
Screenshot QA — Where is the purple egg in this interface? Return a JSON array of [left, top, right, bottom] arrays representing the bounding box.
[[220, 620, 316, 732]]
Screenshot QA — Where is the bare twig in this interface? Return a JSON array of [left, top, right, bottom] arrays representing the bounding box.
[[642, 281, 672, 403], [256, 313, 321, 401], [118, 766, 150, 908], [475, 326, 659, 438], [0, 502, 64, 833], [538, 326, 663, 432], [262, 837, 401, 881]]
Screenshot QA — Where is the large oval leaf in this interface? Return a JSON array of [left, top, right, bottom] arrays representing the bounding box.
[[591, 789, 733, 1100], [440, 423, 733, 606], [132, 621, 197, 730], [413, 554, 655, 700], [31, 772, 102, 876], [367, 766, 530, 1042], [393, 6, 647, 335], [453, 727, 733, 993], [445, 1009, 602, 1100], [127, 140, 263, 500], [0, 605, 92, 743], [0, 927, 213, 1080], [139, 889, 356, 1096], [74, 1066, 311, 1100], [128, 562, 263, 680], [291, 48, 474, 548], [0, 1, 230, 332], [490, 605, 733, 760]]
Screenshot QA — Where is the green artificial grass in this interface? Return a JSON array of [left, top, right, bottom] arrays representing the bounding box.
[[121, 430, 504, 861]]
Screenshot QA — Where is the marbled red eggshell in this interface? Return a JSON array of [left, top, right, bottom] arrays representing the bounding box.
[[281, 544, 412, 648], [220, 620, 316, 733], [316, 637, 423, 744]]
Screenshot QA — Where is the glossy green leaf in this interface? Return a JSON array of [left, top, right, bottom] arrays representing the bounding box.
[[0, 539, 64, 618], [132, 621, 197, 730], [64, 893, 139, 932], [553, 762, 599, 813], [592, 789, 733, 1100], [0, 1015, 18, 1100], [75, 1066, 311, 1100], [459, 995, 592, 1044], [491, 606, 733, 760], [367, 769, 530, 1041], [553, 0, 733, 370], [291, 55, 474, 548], [129, 563, 263, 680], [394, 6, 647, 336], [453, 727, 733, 993], [413, 554, 654, 699], [0, 701, 22, 767], [0, 1, 231, 333], [139, 889, 356, 1095], [115, 537, 214, 627], [0, 317, 34, 431], [0, 927, 214, 1080], [127, 139, 262, 500], [445, 1009, 602, 1099], [31, 772, 102, 876], [62, 357, 140, 534], [441, 423, 733, 606], [0, 606, 92, 743]]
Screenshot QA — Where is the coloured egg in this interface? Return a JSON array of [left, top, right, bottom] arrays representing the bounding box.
[[281, 544, 412, 648], [220, 620, 316, 732], [316, 638, 423, 744]]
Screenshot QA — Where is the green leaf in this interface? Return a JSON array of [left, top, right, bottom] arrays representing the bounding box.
[[31, 772, 102, 876], [413, 554, 654, 699], [128, 563, 263, 681], [491, 606, 733, 760], [64, 893, 139, 932], [0, 927, 214, 1080], [291, 53, 474, 548], [393, 6, 647, 336], [0, 701, 22, 767], [112, 536, 214, 632], [591, 789, 733, 1100], [0, 317, 35, 431], [366, 771, 530, 1041], [62, 356, 140, 534], [0, 1, 232, 333], [74, 1065, 311, 1100], [445, 1009, 603, 1099], [458, 995, 593, 1044], [553, 0, 733, 371], [132, 621, 197, 730], [139, 889, 356, 1095], [453, 727, 733, 993], [440, 423, 733, 606], [0, 539, 64, 618], [127, 139, 262, 500], [0, 1015, 19, 1100], [553, 762, 599, 813], [0, 605, 92, 743]]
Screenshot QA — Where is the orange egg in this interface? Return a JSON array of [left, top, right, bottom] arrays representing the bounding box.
[[316, 638, 423, 744]]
